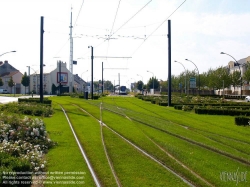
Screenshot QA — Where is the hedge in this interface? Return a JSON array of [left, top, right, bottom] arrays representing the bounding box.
[[195, 108, 250, 116], [18, 98, 52, 105], [235, 116, 250, 126]]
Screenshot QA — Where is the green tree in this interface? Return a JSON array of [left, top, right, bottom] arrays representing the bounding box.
[[136, 80, 143, 92], [21, 72, 30, 95], [0, 78, 3, 87], [147, 77, 159, 90], [243, 61, 250, 84], [8, 76, 14, 94], [104, 80, 113, 91], [231, 70, 241, 94]]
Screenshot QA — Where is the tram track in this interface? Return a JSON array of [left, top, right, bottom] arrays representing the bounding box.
[[84, 99, 250, 166], [73, 102, 196, 187], [60, 105, 102, 187]]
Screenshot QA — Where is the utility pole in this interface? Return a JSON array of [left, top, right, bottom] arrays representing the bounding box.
[[40, 16, 44, 103], [59, 61, 61, 96], [168, 20, 171, 106], [88, 46, 94, 99], [26, 66, 30, 94], [69, 9, 73, 93], [102, 62, 104, 94], [118, 73, 120, 95]]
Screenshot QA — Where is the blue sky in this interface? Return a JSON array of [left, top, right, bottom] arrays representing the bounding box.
[[0, 0, 250, 86]]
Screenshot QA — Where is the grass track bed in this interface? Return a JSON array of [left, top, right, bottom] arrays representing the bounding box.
[[61, 103, 118, 186], [43, 103, 96, 187], [46, 96, 250, 186], [102, 126, 189, 187]]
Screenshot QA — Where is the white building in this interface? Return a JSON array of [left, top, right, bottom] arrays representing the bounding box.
[[216, 55, 250, 96], [29, 62, 86, 94]]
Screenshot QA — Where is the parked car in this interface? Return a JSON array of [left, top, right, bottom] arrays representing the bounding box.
[[0, 89, 9, 94], [245, 96, 250, 102]]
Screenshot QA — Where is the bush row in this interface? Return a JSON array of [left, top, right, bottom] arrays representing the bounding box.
[[18, 98, 52, 105], [194, 108, 250, 116], [0, 102, 53, 117], [235, 116, 250, 126]]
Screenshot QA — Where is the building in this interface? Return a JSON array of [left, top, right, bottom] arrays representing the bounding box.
[[216, 56, 250, 96], [0, 61, 25, 94], [29, 61, 87, 94]]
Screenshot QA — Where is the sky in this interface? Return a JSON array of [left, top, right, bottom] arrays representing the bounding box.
[[1, 0, 250, 87]]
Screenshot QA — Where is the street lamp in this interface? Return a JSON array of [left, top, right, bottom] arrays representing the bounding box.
[[0, 51, 16, 57], [88, 46, 94, 99], [174, 61, 187, 94], [137, 74, 143, 93], [81, 70, 88, 93], [185, 59, 200, 95], [220, 52, 242, 98], [147, 70, 154, 94]]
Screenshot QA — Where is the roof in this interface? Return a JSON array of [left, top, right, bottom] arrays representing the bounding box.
[[1, 71, 21, 77]]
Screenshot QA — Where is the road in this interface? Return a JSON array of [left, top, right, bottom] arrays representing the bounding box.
[[0, 95, 54, 104]]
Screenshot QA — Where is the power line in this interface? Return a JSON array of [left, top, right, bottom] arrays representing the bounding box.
[[106, 0, 122, 69], [108, 0, 122, 41], [73, 0, 85, 29], [94, 0, 152, 49], [108, 0, 152, 42], [130, 0, 187, 56]]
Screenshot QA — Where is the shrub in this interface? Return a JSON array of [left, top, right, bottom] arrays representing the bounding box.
[[194, 108, 250, 116], [235, 116, 250, 126], [0, 115, 56, 173], [18, 98, 52, 106], [0, 152, 32, 187], [0, 102, 53, 117], [174, 105, 183, 110], [158, 102, 168, 106]]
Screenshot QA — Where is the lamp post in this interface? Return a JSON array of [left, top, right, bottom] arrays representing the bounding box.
[[131, 78, 136, 94], [14, 83, 16, 97], [0, 51, 16, 57], [137, 74, 143, 93], [185, 59, 200, 95], [174, 61, 187, 94], [81, 70, 88, 93], [221, 52, 242, 98], [147, 70, 154, 94], [88, 46, 94, 99], [26, 66, 30, 94], [29, 67, 38, 94]]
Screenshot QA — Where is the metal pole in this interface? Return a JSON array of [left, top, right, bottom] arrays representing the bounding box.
[[40, 16, 44, 103], [26, 66, 30, 94], [119, 73, 120, 95], [89, 46, 94, 99], [69, 10, 73, 93], [168, 20, 171, 106], [102, 62, 104, 94], [185, 59, 200, 95], [220, 52, 242, 98], [174, 61, 187, 94], [59, 61, 61, 96]]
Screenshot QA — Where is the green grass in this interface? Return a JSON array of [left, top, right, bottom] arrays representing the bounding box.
[[46, 96, 250, 187], [43, 102, 96, 187], [102, 127, 189, 187], [61, 103, 118, 186]]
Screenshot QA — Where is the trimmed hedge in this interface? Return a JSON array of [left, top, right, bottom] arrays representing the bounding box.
[[18, 98, 52, 105], [235, 116, 250, 126], [195, 108, 250, 116], [158, 102, 168, 106]]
